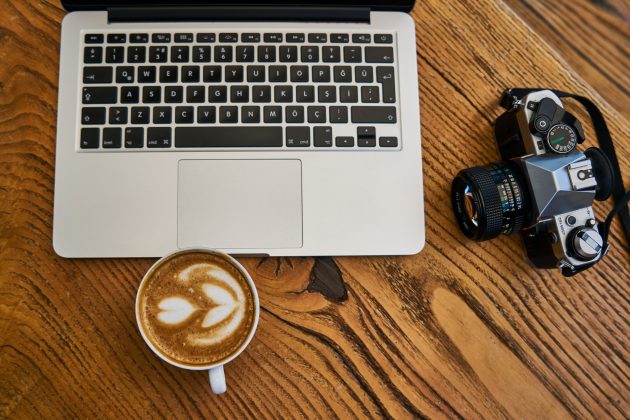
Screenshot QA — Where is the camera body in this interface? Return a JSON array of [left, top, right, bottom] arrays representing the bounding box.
[[452, 90, 614, 275]]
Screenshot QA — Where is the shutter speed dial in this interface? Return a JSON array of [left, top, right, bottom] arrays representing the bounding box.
[[546, 123, 577, 154]]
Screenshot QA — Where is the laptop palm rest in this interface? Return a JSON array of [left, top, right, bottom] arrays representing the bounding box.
[[177, 159, 303, 250]]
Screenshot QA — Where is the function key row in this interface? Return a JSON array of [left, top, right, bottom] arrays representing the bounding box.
[[84, 32, 394, 45]]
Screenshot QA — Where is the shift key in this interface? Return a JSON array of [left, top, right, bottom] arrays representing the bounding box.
[[351, 106, 397, 123]]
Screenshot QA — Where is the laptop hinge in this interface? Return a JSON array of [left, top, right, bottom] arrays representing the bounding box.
[[108, 6, 371, 23]]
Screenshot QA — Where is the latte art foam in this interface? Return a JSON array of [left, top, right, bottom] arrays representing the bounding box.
[[137, 252, 256, 367]]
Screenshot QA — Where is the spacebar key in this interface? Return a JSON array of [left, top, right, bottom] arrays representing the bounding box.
[[351, 106, 397, 124], [175, 127, 283, 148]]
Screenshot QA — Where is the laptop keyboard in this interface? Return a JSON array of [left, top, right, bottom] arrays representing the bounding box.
[[79, 31, 400, 151]]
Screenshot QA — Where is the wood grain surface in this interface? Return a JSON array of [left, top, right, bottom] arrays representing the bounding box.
[[1, 0, 629, 418]]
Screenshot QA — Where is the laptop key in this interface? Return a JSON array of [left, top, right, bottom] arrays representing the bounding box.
[[203, 66, 221, 82], [230, 86, 249, 102], [225, 65, 244, 82], [175, 106, 194, 123], [330, 34, 349, 43], [142, 86, 161, 103], [197, 33, 215, 43], [125, 128, 144, 148], [308, 33, 327, 43], [130, 33, 148, 43], [215, 46, 233, 62], [160, 66, 178, 82], [193, 46, 211, 62], [340, 85, 358, 103], [116, 66, 134, 83], [361, 86, 380, 103], [253, 86, 272, 103], [263, 106, 282, 122], [290, 65, 308, 82], [296, 85, 315, 103], [81, 107, 106, 125], [313, 126, 333, 147], [175, 33, 194, 43], [322, 46, 340, 63], [241, 106, 260, 123], [269, 65, 287, 82], [279, 46, 298, 62], [181, 66, 200, 82], [264, 33, 283, 43], [355, 66, 373, 83], [333, 66, 352, 83], [357, 126, 376, 147], [236, 46, 255, 62], [365, 47, 394, 63], [80, 128, 100, 148], [127, 46, 146, 63], [197, 106, 216, 123], [106, 46, 124, 63], [312, 66, 330, 83], [165, 86, 183, 103], [149, 46, 167, 63], [352, 34, 371, 43], [171, 46, 189, 62], [153, 107, 172, 124], [107, 33, 126, 44], [83, 66, 113, 84], [274, 85, 293, 102], [152, 33, 171, 43], [241, 33, 260, 43], [330, 106, 348, 123], [175, 127, 283, 147], [84, 34, 103, 44], [147, 127, 172, 148], [121, 86, 139, 103], [208, 86, 227, 102], [102, 128, 122, 148], [318, 85, 336, 102], [286, 33, 305, 43], [109, 107, 128, 124], [82, 87, 117, 104], [336, 137, 354, 147], [219, 106, 238, 123], [84, 47, 102, 64], [186, 86, 205, 103], [301, 46, 318, 62], [343, 46, 362, 63], [286, 106, 305, 123], [376, 66, 396, 103], [351, 106, 397, 123], [307, 106, 326, 123], [247, 65, 265, 82], [375, 34, 393, 44], [138, 66, 156, 83], [131, 106, 150, 124], [286, 127, 310, 147], [379, 136, 398, 147], [219, 33, 238, 43], [258, 46, 276, 62]]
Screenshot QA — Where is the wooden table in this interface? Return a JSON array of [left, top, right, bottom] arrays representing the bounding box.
[[1, 0, 628, 418]]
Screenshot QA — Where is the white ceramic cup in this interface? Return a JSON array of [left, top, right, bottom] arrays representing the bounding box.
[[135, 248, 260, 394]]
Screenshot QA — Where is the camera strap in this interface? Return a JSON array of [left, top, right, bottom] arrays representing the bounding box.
[[500, 88, 630, 276]]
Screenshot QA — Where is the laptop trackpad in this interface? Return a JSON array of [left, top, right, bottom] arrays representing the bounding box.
[[178, 160, 303, 249]]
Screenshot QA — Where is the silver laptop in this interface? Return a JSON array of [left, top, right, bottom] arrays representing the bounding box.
[[53, 0, 424, 257]]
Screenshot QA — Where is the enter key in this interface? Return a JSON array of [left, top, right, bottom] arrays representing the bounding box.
[[376, 66, 396, 103]]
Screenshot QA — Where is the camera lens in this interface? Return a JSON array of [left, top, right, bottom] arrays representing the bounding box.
[[451, 162, 529, 241]]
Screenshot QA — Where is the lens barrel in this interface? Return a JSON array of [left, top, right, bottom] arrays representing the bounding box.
[[451, 162, 528, 241]]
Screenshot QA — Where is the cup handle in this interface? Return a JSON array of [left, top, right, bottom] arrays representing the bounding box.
[[209, 365, 226, 394]]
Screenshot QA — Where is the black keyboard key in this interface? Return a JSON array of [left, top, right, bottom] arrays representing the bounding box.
[[121, 86, 139, 103], [274, 85, 293, 102], [143, 86, 161, 103], [290, 65, 309, 82], [269, 65, 287, 82], [107, 33, 126, 44], [219, 106, 238, 123], [116, 66, 135, 83], [286, 106, 305, 123], [247, 65, 265, 82], [84, 46, 102, 64], [241, 33, 260, 43], [318, 85, 336, 102], [197, 33, 215, 43], [131, 106, 150, 124], [80, 128, 99, 148], [160, 66, 178, 82], [340, 85, 358, 103], [82, 107, 106, 125], [138, 66, 156, 83], [301, 46, 318, 62], [175, 33, 194, 43], [307, 106, 326, 123], [330, 106, 348, 123], [85, 34, 103, 44], [314, 126, 333, 147], [351, 106, 397, 123], [149, 46, 167, 63], [176, 127, 283, 147], [312, 66, 330, 83], [109, 107, 128, 124], [253, 86, 272, 103], [361, 85, 380, 103], [241, 106, 260, 123], [215, 46, 233, 62], [355, 66, 373, 83], [286, 127, 310, 147], [147, 127, 172, 148], [264, 33, 282, 43], [336, 137, 354, 147], [279, 46, 298, 62], [125, 128, 144, 148], [127, 46, 146, 63], [330, 34, 349, 43], [352, 34, 371, 43], [208, 86, 228, 102], [153, 107, 172, 124], [343, 46, 362, 63], [225, 65, 244, 82], [376, 66, 396, 103], [230, 85, 249, 102], [102, 128, 122, 148], [186, 86, 205, 103], [197, 106, 216, 123], [263, 106, 282, 123], [171, 46, 189, 62], [193, 46, 211, 62], [365, 47, 394, 63], [374, 34, 393, 44], [152, 33, 171, 43], [203, 66, 222, 82], [236, 46, 255, 62], [165, 86, 183, 103], [175, 106, 194, 123], [258, 45, 276, 62], [181, 66, 200, 82], [286, 33, 305, 43], [130, 33, 148, 43], [379, 136, 398, 147], [333, 66, 352, 83], [83, 66, 113, 84], [219, 33, 238, 43], [357, 126, 376, 140], [106, 46, 124, 63], [296, 85, 315, 103], [322, 46, 340, 63], [82, 87, 117, 104], [308, 33, 327, 43]]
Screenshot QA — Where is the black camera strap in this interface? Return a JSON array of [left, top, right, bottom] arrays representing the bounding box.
[[500, 88, 630, 276]]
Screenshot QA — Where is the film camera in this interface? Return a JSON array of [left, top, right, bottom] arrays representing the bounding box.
[[451, 90, 618, 276]]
